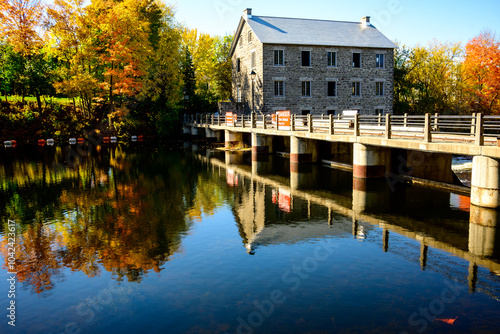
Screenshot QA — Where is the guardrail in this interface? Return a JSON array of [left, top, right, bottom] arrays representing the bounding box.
[[185, 113, 500, 146]]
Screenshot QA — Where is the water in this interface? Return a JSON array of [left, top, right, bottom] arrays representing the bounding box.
[[0, 145, 499, 334]]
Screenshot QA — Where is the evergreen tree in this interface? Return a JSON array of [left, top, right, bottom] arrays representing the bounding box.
[[182, 47, 196, 114]]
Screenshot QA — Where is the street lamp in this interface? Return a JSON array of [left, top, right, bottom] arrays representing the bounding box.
[[250, 70, 256, 114]]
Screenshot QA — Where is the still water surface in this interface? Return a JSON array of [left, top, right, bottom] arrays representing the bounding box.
[[1, 144, 500, 333]]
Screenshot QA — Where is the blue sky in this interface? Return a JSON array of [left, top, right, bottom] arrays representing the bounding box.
[[173, 0, 500, 46]]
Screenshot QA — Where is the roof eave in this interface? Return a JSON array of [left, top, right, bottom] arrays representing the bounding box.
[[229, 17, 246, 58]]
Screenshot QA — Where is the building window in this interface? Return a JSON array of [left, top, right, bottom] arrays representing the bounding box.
[[353, 52, 361, 68], [274, 81, 284, 97], [302, 81, 311, 97], [302, 110, 310, 115], [327, 52, 337, 67], [301, 51, 311, 67], [274, 50, 284, 66], [327, 81, 337, 97], [376, 54, 384, 68], [352, 82, 361, 96], [248, 31, 252, 43], [376, 82, 384, 96], [237, 86, 242, 102], [375, 108, 384, 115], [251, 51, 256, 69], [236, 58, 241, 72], [327, 110, 336, 115]]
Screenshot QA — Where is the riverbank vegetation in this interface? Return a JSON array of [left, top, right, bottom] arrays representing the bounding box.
[[1, 1, 499, 141], [394, 33, 500, 115], [0, 0, 232, 141]]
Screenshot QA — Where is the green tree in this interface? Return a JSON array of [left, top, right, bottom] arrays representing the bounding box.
[[211, 34, 233, 101], [181, 47, 196, 114], [139, 3, 182, 137]]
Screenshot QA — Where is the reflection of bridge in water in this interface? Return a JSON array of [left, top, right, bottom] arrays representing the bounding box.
[[192, 149, 500, 298]]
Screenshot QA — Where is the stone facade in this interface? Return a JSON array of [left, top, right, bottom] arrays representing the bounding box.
[[231, 20, 394, 116], [232, 21, 264, 114]]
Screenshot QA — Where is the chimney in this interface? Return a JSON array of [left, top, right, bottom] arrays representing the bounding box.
[[361, 16, 371, 28], [244, 8, 252, 20]]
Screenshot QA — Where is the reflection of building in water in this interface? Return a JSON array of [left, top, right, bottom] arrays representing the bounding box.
[[232, 180, 267, 253], [201, 151, 500, 299]]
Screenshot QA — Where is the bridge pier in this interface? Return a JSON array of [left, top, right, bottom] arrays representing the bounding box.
[[290, 165, 317, 191], [353, 143, 391, 179], [225, 151, 244, 165], [471, 156, 500, 209], [252, 155, 272, 176], [225, 130, 244, 149], [252, 133, 273, 154], [191, 126, 199, 136], [290, 136, 318, 164], [352, 179, 391, 215], [183, 125, 191, 135], [469, 204, 500, 257]]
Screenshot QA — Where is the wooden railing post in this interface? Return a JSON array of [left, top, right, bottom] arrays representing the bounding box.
[[242, 114, 245, 128], [308, 114, 313, 133], [251, 113, 255, 129], [329, 114, 334, 135], [263, 114, 267, 129], [404, 113, 408, 127], [211, 114, 214, 125], [434, 113, 439, 131], [475, 112, 484, 146], [291, 114, 295, 131], [217, 114, 221, 126], [424, 113, 431, 143], [471, 113, 476, 134], [385, 114, 391, 139], [378, 113, 382, 127], [354, 114, 360, 137]]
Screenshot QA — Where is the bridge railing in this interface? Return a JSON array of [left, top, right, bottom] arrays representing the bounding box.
[[186, 112, 500, 147]]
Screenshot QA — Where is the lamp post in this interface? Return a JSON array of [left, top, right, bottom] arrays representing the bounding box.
[[250, 70, 256, 114]]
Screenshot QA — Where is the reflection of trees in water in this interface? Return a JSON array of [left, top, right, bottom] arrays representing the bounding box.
[[0, 147, 228, 295]]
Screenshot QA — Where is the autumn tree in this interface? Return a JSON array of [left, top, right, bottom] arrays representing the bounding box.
[[85, 0, 153, 124], [46, 0, 97, 118], [394, 41, 467, 114], [0, 0, 45, 55], [463, 31, 500, 114]]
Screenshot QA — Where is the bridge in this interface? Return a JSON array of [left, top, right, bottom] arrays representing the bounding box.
[[184, 112, 500, 209]]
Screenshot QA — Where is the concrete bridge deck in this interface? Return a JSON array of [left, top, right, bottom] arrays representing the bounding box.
[[184, 113, 500, 209]]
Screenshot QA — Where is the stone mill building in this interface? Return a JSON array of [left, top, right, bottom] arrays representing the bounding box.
[[229, 8, 397, 116]]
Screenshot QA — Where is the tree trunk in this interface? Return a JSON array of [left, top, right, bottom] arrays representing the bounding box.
[[109, 74, 114, 127], [72, 97, 77, 117], [35, 91, 42, 110]]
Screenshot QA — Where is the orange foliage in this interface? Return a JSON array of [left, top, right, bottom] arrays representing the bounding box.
[[87, 0, 152, 99], [0, 0, 45, 54], [464, 32, 500, 114]]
